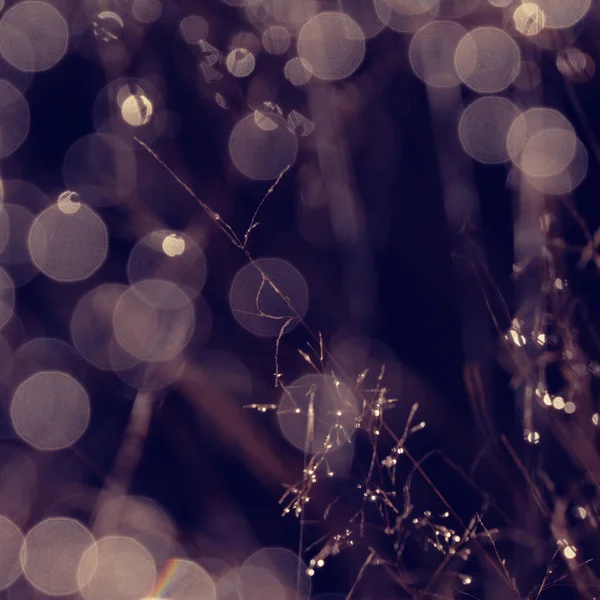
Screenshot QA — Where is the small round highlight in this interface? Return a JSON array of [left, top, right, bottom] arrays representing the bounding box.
[[262, 25, 291, 55], [226, 48, 255, 78], [121, 91, 154, 127], [127, 230, 206, 299], [28, 203, 108, 283], [458, 96, 520, 164], [57, 190, 81, 214], [240, 548, 311, 600], [0, 1, 69, 73], [163, 234, 185, 256], [557, 48, 595, 83], [229, 257, 308, 338], [506, 107, 576, 174], [113, 279, 195, 363], [0, 80, 29, 159], [63, 133, 137, 207], [513, 3, 545, 36], [92, 11, 124, 42], [10, 371, 90, 451], [455, 27, 521, 93], [287, 109, 315, 137], [253, 102, 284, 131], [229, 112, 297, 180], [297, 12, 366, 81], [531, 0, 590, 29], [78, 536, 156, 600], [179, 15, 208, 44], [91, 79, 161, 136], [149, 559, 215, 600], [284, 57, 313, 86], [0, 516, 23, 589], [277, 374, 358, 454], [409, 20, 467, 88], [21, 517, 95, 596]]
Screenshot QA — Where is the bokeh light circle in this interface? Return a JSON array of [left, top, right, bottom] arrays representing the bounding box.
[[28, 203, 108, 283], [229, 258, 308, 337], [455, 27, 521, 93], [127, 230, 206, 299], [284, 57, 313, 86], [179, 15, 208, 44], [506, 107, 576, 174], [409, 20, 466, 88], [121, 92, 154, 127], [557, 48, 595, 83], [229, 113, 297, 180], [132, 0, 162, 24], [525, 137, 588, 195], [113, 279, 195, 362], [21, 517, 95, 595], [521, 128, 578, 178], [297, 12, 366, 81], [92, 11, 124, 43], [262, 25, 291, 54], [10, 371, 90, 451], [458, 96, 520, 164], [513, 3, 546, 36], [78, 536, 156, 600], [226, 48, 256, 78], [0, 1, 69, 72], [63, 133, 137, 207]]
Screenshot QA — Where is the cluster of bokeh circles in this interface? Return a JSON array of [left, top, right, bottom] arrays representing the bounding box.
[[0, 493, 324, 600], [0, 0, 592, 596], [0, 1, 354, 597]]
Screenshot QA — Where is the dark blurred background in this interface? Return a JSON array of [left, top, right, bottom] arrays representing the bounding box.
[[0, 0, 599, 598]]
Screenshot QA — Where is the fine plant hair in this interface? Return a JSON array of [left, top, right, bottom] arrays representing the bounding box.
[[136, 128, 600, 600]]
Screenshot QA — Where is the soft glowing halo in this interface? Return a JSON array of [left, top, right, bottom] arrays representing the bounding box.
[[297, 12, 366, 82], [10, 371, 90, 451]]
